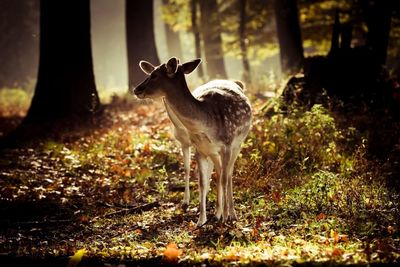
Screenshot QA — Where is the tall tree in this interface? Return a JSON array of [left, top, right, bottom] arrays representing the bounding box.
[[364, 0, 392, 65], [239, 0, 251, 83], [126, 0, 160, 88], [274, 0, 304, 74], [24, 0, 99, 123], [190, 0, 204, 79], [162, 0, 183, 59], [199, 0, 227, 79]]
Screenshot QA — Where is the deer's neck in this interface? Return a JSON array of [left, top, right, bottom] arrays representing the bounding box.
[[163, 81, 206, 130]]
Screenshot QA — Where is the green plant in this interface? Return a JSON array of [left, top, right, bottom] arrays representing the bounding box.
[[238, 101, 345, 191]]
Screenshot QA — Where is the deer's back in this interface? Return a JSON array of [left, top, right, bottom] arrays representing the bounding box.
[[193, 80, 252, 145]]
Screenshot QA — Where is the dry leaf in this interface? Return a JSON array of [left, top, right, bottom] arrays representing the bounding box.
[[330, 229, 340, 243], [338, 234, 349, 243], [271, 191, 282, 203], [143, 142, 151, 155], [225, 250, 240, 261], [79, 215, 89, 224], [124, 169, 131, 178], [163, 243, 182, 262], [68, 248, 86, 267], [387, 225, 395, 234], [123, 189, 132, 203], [331, 248, 344, 257], [316, 212, 326, 221]]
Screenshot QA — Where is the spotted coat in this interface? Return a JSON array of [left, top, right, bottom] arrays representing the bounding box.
[[192, 80, 252, 145]]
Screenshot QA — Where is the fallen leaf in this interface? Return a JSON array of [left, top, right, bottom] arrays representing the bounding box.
[[330, 229, 340, 243], [68, 248, 86, 267], [124, 169, 132, 177], [134, 229, 142, 235], [123, 189, 132, 203], [331, 248, 344, 257], [251, 227, 259, 239], [143, 142, 151, 155], [79, 215, 89, 224], [271, 191, 282, 203], [163, 243, 182, 262], [338, 234, 349, 243], [225, 250, 240, 261], [316, 212, 326, 221]]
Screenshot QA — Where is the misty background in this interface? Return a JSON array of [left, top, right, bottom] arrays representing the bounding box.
[[0, 0, 399, 99]]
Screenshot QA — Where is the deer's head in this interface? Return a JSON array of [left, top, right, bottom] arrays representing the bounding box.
[[131, 57, 201, 99]]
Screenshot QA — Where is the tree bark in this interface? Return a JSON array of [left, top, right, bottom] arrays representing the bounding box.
[[239, 0, 251, 83], [190, 0, 204, 79], [199, 0, 227, 79], [274, 0, 304, 74], [24, 0, 99, 123], [126, 0, 160, 88], [329, 10, 340, 54], [329, 10, 352, 54], [364, 0, 392, 65]]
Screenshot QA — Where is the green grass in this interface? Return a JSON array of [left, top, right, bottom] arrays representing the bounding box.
[[0, 96, 399, 266]]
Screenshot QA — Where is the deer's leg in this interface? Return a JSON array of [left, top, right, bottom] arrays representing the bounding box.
[[225, 145, 241, 222], [221, 146, 232, 222], [205, 158, 214, 194], [182, 145, 191, 208], [196, 152, 209, 226], [209, 154, 222, 220]]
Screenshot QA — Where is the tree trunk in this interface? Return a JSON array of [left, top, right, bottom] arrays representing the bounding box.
[[329, 10, 340, 55], [239, 0, 251, 83], [329, 10, 352, 54], [162, 0, 183, 60], [190, 0, 204, 79], [274, 0, 304, 74], [126, 0, 160, 88], [24, 0, 99, 123], [365, 1, 392, 65], [199, 0, 227, 79]]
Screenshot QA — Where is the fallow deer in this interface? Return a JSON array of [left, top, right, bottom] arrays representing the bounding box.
[[130, 57, 252, 226]]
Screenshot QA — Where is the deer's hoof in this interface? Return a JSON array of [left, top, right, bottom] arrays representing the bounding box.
[[226, 215, 237, 223], [222, 211, 237, 224], [196, 215, 207, 227], [215, 210, 222, 221], [196, 219, 206, 228]]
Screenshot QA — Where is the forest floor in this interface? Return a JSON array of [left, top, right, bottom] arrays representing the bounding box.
[[0, 94, 399, 266]]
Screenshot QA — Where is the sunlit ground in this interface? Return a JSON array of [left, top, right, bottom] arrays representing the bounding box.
[[0, 86, 399, 266]]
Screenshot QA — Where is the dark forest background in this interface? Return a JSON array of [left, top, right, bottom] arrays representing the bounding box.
[[0, 0, 399, 111]]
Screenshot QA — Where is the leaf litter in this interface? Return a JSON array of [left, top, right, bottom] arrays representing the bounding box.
[[0, 98, 399, 266]]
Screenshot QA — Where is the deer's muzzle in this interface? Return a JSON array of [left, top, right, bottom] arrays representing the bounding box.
[[134, 85, 145, 99]]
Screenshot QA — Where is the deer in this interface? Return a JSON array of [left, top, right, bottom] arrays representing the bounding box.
[[130, 57, 252, 226]]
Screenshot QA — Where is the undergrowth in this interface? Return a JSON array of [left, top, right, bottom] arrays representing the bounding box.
[[237, 99, 399, 239], [0, 96, 399, 265]]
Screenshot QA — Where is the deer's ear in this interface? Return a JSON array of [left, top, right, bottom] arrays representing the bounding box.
[[182, 59, 201, 74], [166, 57, 179, 77], [139, 60, 155, 75]]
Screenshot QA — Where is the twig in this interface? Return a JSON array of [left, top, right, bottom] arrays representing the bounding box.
[[93, 202, 160, 221]]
